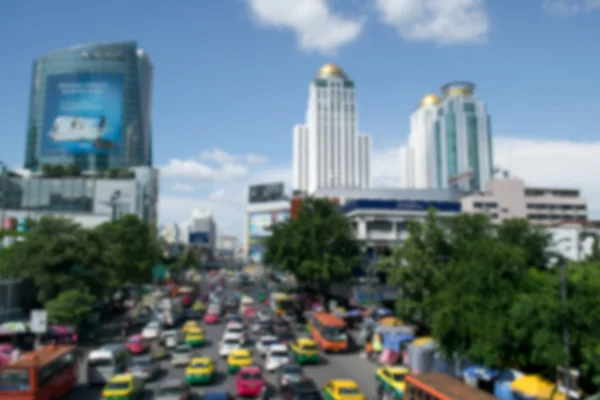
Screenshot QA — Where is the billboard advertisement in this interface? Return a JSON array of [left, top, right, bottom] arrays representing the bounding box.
[[248, 182, 285, 204], [189, 232, 210, 245], [41, 73, 125, 156], [249, 240, 265, 263], [248, 213, 273, 237], [274, 210, 290, 223]]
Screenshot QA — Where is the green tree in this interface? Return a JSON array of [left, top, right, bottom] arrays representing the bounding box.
[[94, 214, 159, 286], [46, 289, 95, 325], [263, 197, 360, 286], [0, 216, 111, 303]]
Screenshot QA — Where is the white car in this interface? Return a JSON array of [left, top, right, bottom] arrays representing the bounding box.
[[265, 344, 290, 373], [171, 345, 192, 367], [255, 335, 279, 357], [208, 303, 221, 315], [141, 321, 161, 340], [224, 322, 244, 337], [219, 334, 243, 357], [160, 330, 180, 349]]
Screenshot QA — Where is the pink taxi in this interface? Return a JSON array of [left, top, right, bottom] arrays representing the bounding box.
[[0, 344, 13, 365], [235, 366, 266, 398], [126, 334, 149, 354], [243, 307, 258, 319], [204, 312, 220, 324]]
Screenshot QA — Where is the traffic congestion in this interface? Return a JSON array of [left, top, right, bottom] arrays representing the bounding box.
[[59, 268, 381, 400]]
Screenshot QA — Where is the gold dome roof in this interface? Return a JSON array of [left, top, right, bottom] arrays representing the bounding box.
[[316, 63, 346, 79], [419, 94, 441, 107]]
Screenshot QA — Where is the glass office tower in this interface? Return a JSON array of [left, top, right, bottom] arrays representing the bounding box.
[[24, 41, 153, 172]]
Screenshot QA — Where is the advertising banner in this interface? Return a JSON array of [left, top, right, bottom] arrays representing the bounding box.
[[274, 210, 290, 223], [248, 182, 285, 204], [41, 73, 125, 156], [249, 241, 265, 263], [189, 232, 210, 245], [248, 213, 274, 237]]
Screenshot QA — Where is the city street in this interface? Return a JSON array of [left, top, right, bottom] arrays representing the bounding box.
[[67, 275, 378, 399]]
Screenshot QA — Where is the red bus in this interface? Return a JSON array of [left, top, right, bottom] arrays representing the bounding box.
[[405, 373, 496, 400], [0, 345, 78, 400]]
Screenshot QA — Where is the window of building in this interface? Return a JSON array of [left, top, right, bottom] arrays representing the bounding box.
[[463, 103, 476, 112]]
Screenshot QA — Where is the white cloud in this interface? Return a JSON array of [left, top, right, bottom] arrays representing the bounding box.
[[246, 154, 269, 165], [199, 148, 236, 165], [542, 0, 600, 16], [160, 158, 248, 182], [172, 183, 194, 193], [370, 137, 600, 217], [375, 0, 489, 45], [209, 189, 226, 200], [247, 0, 365, 55]]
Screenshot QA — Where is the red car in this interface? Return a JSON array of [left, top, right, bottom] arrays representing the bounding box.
[[244, 307, 258, 319], [204, 312, 220, 324], [235, 366, 266, 398], [126, 334, 149, 354]]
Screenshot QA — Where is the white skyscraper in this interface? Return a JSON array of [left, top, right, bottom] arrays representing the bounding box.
[[293, 64, 371, 194], [401, 82, 493, 193]]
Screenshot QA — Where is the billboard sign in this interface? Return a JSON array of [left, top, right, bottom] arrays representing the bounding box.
[[274, 210, 290, 223], [249, 241, 265, 263], [189, 232, 210, 245], [248, 182, 285, 204], [41, 73, 124, 156], [248, 213, 273, 237]]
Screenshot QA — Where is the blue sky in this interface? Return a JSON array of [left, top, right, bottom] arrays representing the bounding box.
[[1, 0, 599, 238]]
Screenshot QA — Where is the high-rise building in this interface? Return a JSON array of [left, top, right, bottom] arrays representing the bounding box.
[[400, 82, 493, 193], [293, 64, 371, 194], [25, 41, 153, 172]]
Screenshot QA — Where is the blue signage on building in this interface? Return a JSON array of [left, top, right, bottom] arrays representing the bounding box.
[[343, 199, 461, 213], [41, 72, 125, 156], [189, 232, 210, 245]]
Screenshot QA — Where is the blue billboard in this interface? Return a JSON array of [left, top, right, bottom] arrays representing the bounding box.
[[41, 73, 124, 156], [343, 199, 461, 213], [189, 232, 210, 245]]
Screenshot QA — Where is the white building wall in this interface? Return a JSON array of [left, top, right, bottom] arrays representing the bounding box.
[[293, 124, 310, 192], [358, 134, 371, 189], [408, 105, 438, 188]]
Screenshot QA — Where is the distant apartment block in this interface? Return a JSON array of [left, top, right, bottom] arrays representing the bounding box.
[[461, 176, 587, 225]]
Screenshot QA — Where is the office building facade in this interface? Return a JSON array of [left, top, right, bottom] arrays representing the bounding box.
[[400, 82, 493, 193], [0, 167, 158, 229], [25, 41, 153, 172], [293, 64, 371, 194]]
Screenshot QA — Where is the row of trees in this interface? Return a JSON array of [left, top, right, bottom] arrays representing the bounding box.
[[263, 197, 600, 392], [40, 163, 135, 179], [0, 215, 185, 327]]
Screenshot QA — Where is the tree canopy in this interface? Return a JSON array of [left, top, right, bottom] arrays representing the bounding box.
[[0, 214, 161, 324], [263, 197, 360, 285], [377, 209, 600, 392]]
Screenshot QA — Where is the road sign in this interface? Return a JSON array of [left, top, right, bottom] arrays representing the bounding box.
[[29, 309, 48, 334]]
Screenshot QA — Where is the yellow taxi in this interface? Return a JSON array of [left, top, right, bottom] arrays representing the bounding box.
[[323, 379, 365, 400], [290, 338, 320, 364], [102, 373, 144, 400], [227, 348, 253, 374], [183, 319, 200, 333], [375, 366, 408, 399], [192, 300, 205, 311], [185, 326, 205, 347], [185, 356, 215, 385]]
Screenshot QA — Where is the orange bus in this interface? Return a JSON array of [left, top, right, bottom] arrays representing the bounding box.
[[0, 345, 79, 400], [405, 373, 497, 400], [309, 312, 348, 353]]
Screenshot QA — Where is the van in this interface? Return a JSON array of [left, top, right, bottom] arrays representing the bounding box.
[[88, 344, 130, 384]]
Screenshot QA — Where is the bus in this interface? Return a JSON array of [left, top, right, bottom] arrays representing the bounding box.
[[87, 344, 130, 384], [309, 312, 348, 352], [405, 373, 497, 400], [270, 293, 295, 317], [0, 344, 79, 400]]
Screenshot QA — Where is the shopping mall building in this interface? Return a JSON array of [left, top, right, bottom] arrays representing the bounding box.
[[24, 41, 153, 172]]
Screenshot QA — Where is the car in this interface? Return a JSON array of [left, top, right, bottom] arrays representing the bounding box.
[[126, 354, 161, 381], [200, 391, 236, 400], [126, 334, 149, 355], [277, 363, 304, 387], [184, 326, 205, 347], [172, 345, 192, 367], [322, 379, 365, 400], [279, 379, 322, 400], [185, 356, 215, 385], [219, 334, 243, 357], [160, 329, 181, 349], [243, 306, 258, 319], [255, 335, 279, 357], [204, 312, 220, 324], [154, 379, 192, 400], [265, 344, 290, 373], [375, 366, 408, 400], [208, 303, 222, 315], [183, 320, 200, 334], [227, 349, 253, 374], [257, 311, 271, 322], [226, 314, 244, 325], [224, 321, 244, 335], [276, 328, 295, 345], [141, 321, 162, 340], [102, 373, 144, 399], [290, 338, 320, 364], [235, 366, 266, 398]]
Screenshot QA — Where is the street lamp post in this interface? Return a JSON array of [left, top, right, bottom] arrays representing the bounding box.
[[546, 251, 571, 367]]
